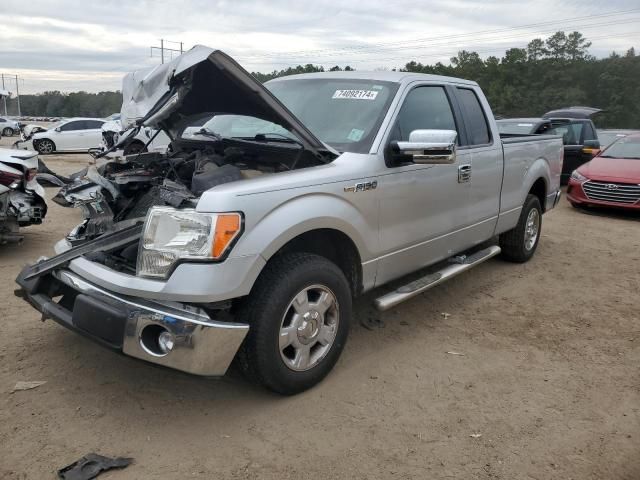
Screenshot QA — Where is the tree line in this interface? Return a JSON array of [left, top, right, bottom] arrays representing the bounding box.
[[8, 31, 639, 128], [11, 90, 122, 119]]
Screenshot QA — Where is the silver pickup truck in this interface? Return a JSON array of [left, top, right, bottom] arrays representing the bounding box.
[[16, 46, 563, 394]]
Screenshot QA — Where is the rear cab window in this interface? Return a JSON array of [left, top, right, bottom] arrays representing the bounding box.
[[456, 87, 491, 146]]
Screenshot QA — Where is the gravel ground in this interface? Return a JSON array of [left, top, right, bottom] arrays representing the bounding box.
[[1, 135, 639, 479]]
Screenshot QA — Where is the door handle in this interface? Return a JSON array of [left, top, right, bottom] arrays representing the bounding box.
[[458, 164, 472, 183]]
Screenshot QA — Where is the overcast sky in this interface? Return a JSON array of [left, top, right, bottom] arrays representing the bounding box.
[[1, 0, 638, 94]]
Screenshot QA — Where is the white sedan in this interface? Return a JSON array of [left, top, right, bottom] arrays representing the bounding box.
[[31, 118, 106, 154], [0, 116, 20, 136]]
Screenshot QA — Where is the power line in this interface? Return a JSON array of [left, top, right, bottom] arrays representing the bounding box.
[[242, 30, 640, 68], [238, 8, 640, 60], [254, 17, 640, 62]]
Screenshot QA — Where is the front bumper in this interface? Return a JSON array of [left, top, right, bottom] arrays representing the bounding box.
[[53, 239, 266, 303], [15, 267, 249, 376], [567, 179, 640, 211]]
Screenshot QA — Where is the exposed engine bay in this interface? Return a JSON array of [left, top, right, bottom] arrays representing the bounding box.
[[55, 134, 322, 257], [43, 46, 336, 273]]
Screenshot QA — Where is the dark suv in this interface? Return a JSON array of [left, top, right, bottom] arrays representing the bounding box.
[[497, 107, 601, 184]]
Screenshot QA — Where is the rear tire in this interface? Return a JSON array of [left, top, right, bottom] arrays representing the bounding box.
[[236, 253, 352, 395], [35, 139, 55, 154], [499, 194, 542, 263], [2, 127, 14, 136]]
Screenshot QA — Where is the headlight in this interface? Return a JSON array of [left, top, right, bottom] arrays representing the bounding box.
[[570, 170, 588, 182], [137, 207, 242, 278]]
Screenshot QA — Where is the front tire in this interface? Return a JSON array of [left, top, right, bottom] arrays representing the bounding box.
[[35, 139, 55, 154], [236, 253, 352, 395], [499, 194, 542, 263], [3, 127, 14, 136]]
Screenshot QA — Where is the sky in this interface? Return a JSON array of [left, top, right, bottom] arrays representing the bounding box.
[[0, 0, 638, 94]]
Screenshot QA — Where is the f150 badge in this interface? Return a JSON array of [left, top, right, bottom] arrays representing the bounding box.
[[344, 180, 378, 193]]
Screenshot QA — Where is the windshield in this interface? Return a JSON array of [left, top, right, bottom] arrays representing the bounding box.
[[266, 78, 399, 153], [600, 136, 640, 159], [181, 114, 296, 141]]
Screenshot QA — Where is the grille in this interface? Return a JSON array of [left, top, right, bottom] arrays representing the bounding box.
[[583, 181, 640, 204]]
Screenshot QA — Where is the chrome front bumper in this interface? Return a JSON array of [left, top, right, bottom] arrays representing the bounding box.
[[16, 268, 249, 376]]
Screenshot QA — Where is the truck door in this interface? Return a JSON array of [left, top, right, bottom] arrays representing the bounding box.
[[375, 84, 473, 286], [452, 86, 502, 242]]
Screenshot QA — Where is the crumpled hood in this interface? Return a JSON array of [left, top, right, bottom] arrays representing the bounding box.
[[120, 45, 327, 157], [23, 124, 47, 137], [102, 119, 122, 134]]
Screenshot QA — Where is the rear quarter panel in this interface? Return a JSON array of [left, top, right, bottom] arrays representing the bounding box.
[[497, 136, 563, 233]]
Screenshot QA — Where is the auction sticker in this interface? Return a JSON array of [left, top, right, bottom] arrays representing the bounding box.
[[332, 89, 379, 100]]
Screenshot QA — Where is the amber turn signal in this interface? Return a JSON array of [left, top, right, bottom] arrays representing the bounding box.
[[212, 214, 242, 258]]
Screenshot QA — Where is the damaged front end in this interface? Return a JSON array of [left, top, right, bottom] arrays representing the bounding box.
[[48, 45, 334, 273], [15, 46, 333, 376]]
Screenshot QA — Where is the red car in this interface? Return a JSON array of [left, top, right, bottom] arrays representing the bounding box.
[[567, 133, 640, 210]]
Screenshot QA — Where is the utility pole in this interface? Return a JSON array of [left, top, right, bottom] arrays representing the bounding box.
[[1, 74, 7, 116], [150, 39, 185, 64], [15, 75, 21, 117]]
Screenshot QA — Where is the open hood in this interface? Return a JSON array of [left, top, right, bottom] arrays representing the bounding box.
[[121, 45, 328, 157], [542, 106, 602, 119]]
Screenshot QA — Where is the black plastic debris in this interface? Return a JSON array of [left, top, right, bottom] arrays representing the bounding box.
[[58, 453, 133, 480]]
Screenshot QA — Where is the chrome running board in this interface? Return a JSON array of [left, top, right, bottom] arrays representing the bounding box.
[[374, 245, 501, 311]]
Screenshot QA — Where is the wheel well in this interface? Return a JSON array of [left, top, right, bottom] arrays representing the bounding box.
[[529, 178, 547, 212], [273, 229, 363, 296], [124, 139, 146, 152]]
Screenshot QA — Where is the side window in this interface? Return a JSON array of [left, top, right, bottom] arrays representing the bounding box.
[[0, 118, 6, 123], [456, 88, 491, 145], [60, 121, 81, 132], [85, 120, 105, 129], [392, 86, 457, 141], [549, 123, 584, 145]]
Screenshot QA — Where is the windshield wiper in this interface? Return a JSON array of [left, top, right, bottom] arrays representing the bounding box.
[[192, 127, 223, 141], [250, 133, 304, 149]]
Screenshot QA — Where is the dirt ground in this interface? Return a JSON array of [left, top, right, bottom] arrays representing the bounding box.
[[0, 135, 639, 479]]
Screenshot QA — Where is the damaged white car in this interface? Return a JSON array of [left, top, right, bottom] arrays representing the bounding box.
[[0, 148, 47, 243], [91, 118, 170, 159]]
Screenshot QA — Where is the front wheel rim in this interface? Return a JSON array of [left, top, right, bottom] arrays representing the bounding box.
[[279, 284, 339, 372], [524, 209, 540, 251], [40, 141, 53, 153]]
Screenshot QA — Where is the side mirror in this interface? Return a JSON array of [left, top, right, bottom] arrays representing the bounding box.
[[54, 127, 61, 132], [583, 139, 601, 156], [391, 129, 457, 164]]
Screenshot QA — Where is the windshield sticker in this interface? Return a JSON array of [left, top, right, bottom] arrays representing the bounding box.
[[332, 89, 379, 100], [347, 128, 365, 142]]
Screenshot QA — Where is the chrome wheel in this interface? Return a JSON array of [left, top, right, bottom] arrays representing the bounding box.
[[524, 209, 540, 251], [38, 140, 54, 154], [279, 284, 339, 372]]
